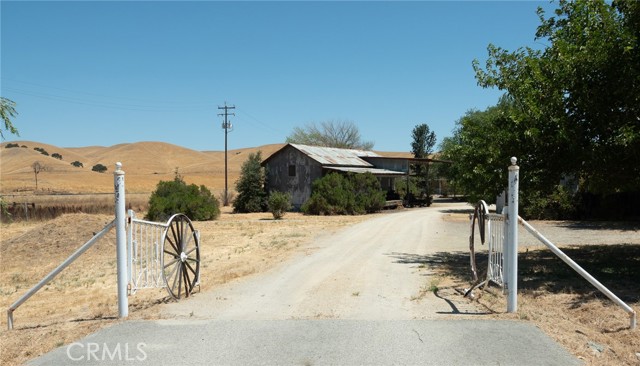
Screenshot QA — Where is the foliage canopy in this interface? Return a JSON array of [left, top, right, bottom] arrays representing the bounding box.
[[146, 175, 220, 221], [410, 123, 437, 197], [233, 151, 267, 213], [92, 164, 108, 173], [302, 172, 385, 215], [441, 0, 640, 218], [0, 97, 19, 140], [286, 120, 374, 150]]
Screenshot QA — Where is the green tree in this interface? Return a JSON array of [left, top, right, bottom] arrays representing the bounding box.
[[146, 175, 220, 221], [71, 161, 83, 168], [0, 97, 19, 140], [410, 124, 437, 198], [34, 147, 49, 156], [92, 164, 108, 173], [233, 151, 267, 213], [52, 153, 63, 160], [473, 0, 640, 195], [439, 99, 523, 204], [286, 120, 374, 150]]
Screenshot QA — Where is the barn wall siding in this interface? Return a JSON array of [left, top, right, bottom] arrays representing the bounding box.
[[264, 145, 322, 208]]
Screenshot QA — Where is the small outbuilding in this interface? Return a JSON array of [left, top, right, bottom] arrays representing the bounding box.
[[261, 143, 435, 209]]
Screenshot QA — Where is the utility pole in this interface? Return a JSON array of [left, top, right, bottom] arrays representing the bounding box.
[[218, 102, 235, 206]]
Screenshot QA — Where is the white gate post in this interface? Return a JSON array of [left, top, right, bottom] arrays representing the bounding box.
[[506, 157, 519, 313], [114, 162, 128, 318]]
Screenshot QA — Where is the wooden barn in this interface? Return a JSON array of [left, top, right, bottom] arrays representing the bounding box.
[[261, 143, 430, 209]]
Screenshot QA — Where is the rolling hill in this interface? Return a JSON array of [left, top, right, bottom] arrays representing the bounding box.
[[0, 141, 285, 194], [1, 141, 411, 195]]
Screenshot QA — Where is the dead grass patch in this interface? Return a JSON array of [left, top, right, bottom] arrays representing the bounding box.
[[423, 245, 640, 365], [0, 207, 369, 365]]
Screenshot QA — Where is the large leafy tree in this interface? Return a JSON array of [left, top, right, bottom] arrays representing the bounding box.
[[286, 120, 374, 150], [440, 98, 526, 203], [410, 124, 437, 197], [472, 0, 640, 195]]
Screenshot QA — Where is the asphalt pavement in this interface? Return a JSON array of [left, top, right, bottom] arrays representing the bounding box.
[[31, 319, 580, 365]]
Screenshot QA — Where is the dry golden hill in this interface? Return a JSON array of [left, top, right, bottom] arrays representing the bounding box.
[[1, 141, 412, 195], [0, 141, 287, 194]]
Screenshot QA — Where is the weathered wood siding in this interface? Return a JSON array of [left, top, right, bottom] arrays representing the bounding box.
[[264, 145, 323, 209]]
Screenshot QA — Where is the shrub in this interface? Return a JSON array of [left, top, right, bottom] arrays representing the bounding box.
[[0, 197, 11, 222], [71, 161, 83, 168], [233, 151, 267, 213], [5, 143, 19, 148], [146, 175, 220, 222], [52, 153, 63, 160], [351, 172, 386, 214], [302, 172, 385, 215], [521, 185, 578, 220], [302, 173, 354, 215], [92, 164, 108, 173], [268, 191, 291, 219], [34, 147, 49, 156]]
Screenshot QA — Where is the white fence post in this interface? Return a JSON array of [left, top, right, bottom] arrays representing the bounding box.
[[114, 162, 128, 318], [506, 157, 519, 313]]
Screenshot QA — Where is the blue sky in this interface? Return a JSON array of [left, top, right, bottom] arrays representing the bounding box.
[[1, 1, 553, 152]]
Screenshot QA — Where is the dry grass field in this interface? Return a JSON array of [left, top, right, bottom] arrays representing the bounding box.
[[0, 208, 371, 365]]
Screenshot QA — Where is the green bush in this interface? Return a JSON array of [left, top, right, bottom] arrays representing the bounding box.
[[5, 143, 19, 148], [302, 173, 354, 215], [34, 147, 49, 156], [71, 161, 83, 168], [302, 172, 385, 215], [92, 164, 107, 173], [521, 185, 578, 220], [351, 172, 386, 214], [268, 191, 292, 219], [233, 151, 267, 213], [146, 175, 220, 222], [52, 153, 63, 160]]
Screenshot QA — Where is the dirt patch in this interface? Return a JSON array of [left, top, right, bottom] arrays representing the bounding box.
[[0, 208, 370, 365]]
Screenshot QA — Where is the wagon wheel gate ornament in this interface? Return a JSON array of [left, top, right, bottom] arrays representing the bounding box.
[[465, 200, 488, 297], [162, 214, 200, 299]]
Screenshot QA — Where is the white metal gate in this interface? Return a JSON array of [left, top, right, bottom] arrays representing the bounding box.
[[485, 213, 505, 288], [467, 201, 506, 293], [126, 211, 201, 299]]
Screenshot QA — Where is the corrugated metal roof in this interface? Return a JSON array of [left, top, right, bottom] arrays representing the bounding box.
[[325, 167, 406, 176], [290, 144, 380, 167]]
